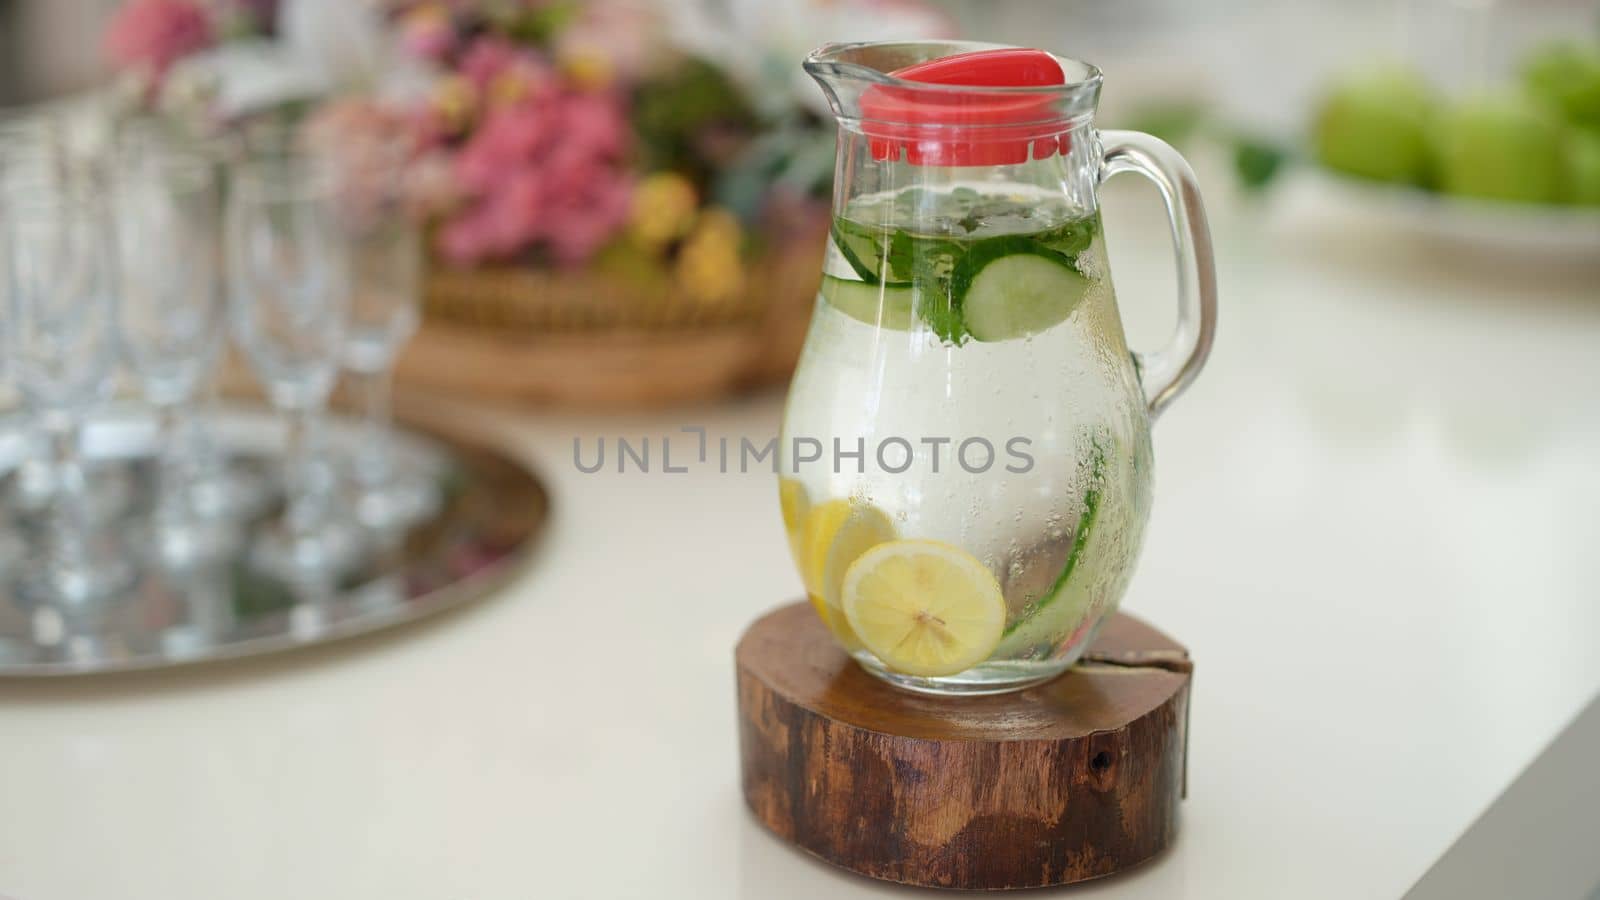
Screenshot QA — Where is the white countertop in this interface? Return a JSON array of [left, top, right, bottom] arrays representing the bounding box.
[[1, 174, 1597, 899]]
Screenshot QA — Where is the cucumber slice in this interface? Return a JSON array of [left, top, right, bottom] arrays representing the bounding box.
[[952, 237, 1091, 342], [831, 220, 891, 284], [820, 275, 915, 330], [998, 441, 1107, 654]]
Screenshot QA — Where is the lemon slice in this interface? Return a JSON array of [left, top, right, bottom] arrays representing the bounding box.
[[778, 481, 835, 630], [800, 500, 892, 595], [778, 478, 811, 563], [797, 498, 896, 647], [799, 499, 852, 596], [841, 539, 1005, 677], [821, 506, 897, 607]]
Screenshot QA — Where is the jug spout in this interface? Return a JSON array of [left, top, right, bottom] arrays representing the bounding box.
[[802, 42, 872, 120]]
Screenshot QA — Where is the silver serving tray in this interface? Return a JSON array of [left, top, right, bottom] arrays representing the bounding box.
[[0, 406, 548, 676]]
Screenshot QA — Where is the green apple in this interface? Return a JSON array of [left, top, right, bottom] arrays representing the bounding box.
[[1567, 129, 1600, 206], [1313, 66, 1437, 185], [1435, 92, 1566, 204], [1522, 41, 1600, 131]]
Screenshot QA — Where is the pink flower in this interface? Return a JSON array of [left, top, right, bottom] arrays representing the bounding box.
[[458, 36, 533, 91], [556, 91, 628, 158], [555, 0, 666, 85], [439, 170, 543, 263], [104, 0, 215, 78], [451, 108, 549, 193], [434, 87, 634, 266], [398, 5, 456, 62], [544, 167, 633, 263]]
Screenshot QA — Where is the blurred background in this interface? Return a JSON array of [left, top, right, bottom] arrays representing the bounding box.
[[0, 2, 1598, 897], [4, 0, 1593, 408], [9, 1, 1600, 135]]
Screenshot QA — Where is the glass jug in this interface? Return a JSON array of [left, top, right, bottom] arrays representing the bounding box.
[[778, 42, 1217, 695]]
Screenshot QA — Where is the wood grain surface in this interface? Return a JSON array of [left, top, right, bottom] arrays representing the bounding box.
[[736, 601, 1192, 890]]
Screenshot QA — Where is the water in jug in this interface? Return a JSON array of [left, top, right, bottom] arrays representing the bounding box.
[[778, 42, 1218, 695]]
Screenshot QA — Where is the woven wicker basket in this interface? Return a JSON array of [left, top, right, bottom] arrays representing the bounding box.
[[396, 230, 825, 409]]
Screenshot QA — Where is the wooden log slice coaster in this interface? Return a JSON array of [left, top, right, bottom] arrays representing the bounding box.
[[736, 601, 1192, 891]]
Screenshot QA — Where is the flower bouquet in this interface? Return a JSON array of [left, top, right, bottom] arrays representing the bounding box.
[[101, 0, 953, 407]]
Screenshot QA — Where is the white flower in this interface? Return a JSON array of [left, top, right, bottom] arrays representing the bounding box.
[[169, 0, 428, 117]]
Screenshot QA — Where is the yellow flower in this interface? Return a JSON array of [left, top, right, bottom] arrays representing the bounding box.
[[433, 75, 476, 132], [696, 208, 744, 245], [561, 48, 614, 91], [676, 208, 746, 307], [488, 69, 530, 108], [630, 172, 699, 249]]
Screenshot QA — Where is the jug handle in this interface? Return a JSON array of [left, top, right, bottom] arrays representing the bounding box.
[[1098, 130, 1218, 419]]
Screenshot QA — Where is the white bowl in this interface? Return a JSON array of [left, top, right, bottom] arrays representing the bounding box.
[[1308, 167, 1600, 263]]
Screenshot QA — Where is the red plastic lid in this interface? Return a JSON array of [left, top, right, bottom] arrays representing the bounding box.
[[859, 48, 1072, 166]]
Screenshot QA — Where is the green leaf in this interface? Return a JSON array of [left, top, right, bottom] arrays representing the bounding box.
[[887, 229, 969, 343], [1036, 214, 1098, 259], [918, 287, 969, 345], [631, 56, 758, 186], [1232, 136, 1289, 191], [884, 228, 916, 281], [499, 1, 581, 45]]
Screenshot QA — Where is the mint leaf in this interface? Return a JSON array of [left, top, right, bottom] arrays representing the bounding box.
[[887, 230, 962, 285], [918, 285, 969, 345], [886, 229, 916, 281], [888, 230, 970, 343], [1038, 215, 1098, 259]]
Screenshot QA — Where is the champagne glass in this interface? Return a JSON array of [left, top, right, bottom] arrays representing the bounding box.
[[226, 154, 359, 581], [338, 142, 436, 530], [1, 111, 42, 578], [0, 112, 38, 402], [2, 112, 69, 509], [110, 145, 230, 566], [0, 127, 19, 574], [1, 110, 132, 523], [0, 112, 32, 394], [3, 175, 132, 602], [115, 119, 272, 525]]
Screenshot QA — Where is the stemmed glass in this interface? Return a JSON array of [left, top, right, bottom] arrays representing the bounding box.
[[0, 111, 118, 519], [115, 119, 272, 525], [0, 118, 26, 573], [0, 111, 43, 402], [110, 145, 230, 566], [3, 174, 132, 602], [338, 142, 436, 530], [226, 154, 360, 581]]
